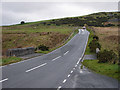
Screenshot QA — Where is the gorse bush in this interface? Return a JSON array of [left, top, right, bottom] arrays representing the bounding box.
[[37, 45, 49, 51], [88, 40, 101, 53], [97, 50, 118, 64], [93, 35, 99, 41]]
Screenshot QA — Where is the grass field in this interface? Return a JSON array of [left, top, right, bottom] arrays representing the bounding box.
[[2, 25, 78, 56], [82, 60, 120, 81]]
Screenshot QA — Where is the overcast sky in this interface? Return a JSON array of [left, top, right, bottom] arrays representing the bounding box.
[[1, 2, 119, 26]]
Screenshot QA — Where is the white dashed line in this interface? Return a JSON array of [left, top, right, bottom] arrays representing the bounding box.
[[52, 56, 61, 61], [57, 86, 62, 90], [67, 74, 70, 77], [71, 70, 73, 73], [0, 78, 8, 83], [64, 51, 69, 55], [63, 79, 67, 83], [75, 64, 77, 67], [80, 70, 83, 73], [26, 63, 47, 72], [77, 61, 79, 65], [73, 68, 75, 70]]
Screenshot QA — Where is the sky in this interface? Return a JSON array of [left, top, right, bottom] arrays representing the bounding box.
[[1, 1, 119, 26]]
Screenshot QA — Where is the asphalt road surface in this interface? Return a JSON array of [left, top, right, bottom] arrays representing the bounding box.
[[1, 29, 119, 89]]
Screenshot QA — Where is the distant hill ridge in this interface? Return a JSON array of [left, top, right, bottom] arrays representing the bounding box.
[[16, 11, 120, 27]]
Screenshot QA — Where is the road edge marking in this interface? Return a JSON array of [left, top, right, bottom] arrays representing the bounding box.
[[63, 79, 67, 83], [0, 78, 8, 83], [64, 51, 69, 55]]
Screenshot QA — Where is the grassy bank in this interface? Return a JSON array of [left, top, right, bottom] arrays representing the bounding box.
[[82, 60, 120, 81], [85, 27, 95, 55], [1, 57, 22, 66], [2, 25, 77, 55], [35, 29, 78, 54]]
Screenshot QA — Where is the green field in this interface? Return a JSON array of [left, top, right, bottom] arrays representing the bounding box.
[[82, 60, 120, 81]]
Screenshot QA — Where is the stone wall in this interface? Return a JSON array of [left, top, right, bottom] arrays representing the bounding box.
[[6, 47, 35, 57]]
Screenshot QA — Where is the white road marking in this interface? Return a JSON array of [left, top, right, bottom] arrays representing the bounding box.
[[0, 78, 8, 83], [80, 70, 83, 73], [52, 56, 61, 61], [77, 61, 79, 65], [68, 74, 70, 77], [26, 63, 47, 72], [64, 51, 69, 55], [73, 68, 75, 70], [63, 79, 67, 83], [71, 70, 73, 73], [75, 64, 77, 67], [57, 86, 62, 90]]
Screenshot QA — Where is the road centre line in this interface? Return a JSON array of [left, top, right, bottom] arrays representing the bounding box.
[[26, 63, 47, 72], [75, 64, 77, 67], [63, 79, 67, 83], [52, 56, 61, 61], [68, 74, 70, 77], [64, 51, 69, 55], [57, 86, 62, 90], [0, 78, 8, 83], [71, 70, 73, 73]]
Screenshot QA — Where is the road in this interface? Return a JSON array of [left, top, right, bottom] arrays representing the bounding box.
[[1, 29, 119, 89]]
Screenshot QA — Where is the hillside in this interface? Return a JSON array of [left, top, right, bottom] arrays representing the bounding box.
[[2, 11, 119, 56]]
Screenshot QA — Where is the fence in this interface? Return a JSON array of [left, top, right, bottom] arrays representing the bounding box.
[[6, 47, 35, 57]]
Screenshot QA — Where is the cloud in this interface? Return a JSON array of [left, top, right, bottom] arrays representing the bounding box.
[[1, 2, 118, 25]]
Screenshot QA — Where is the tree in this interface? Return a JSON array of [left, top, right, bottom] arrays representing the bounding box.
[[21, 21, 25, 24], [97, 50, 118, 64], [89, 40, 101, 52]]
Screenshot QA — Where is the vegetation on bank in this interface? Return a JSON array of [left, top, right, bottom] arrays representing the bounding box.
[[85, 27, 95, 55], [1, 57, 22, 66], [35, 29, 78, 54], [2, 25, 76, 56], [82, 60, 120, 81], [83, 26, 119, 80]]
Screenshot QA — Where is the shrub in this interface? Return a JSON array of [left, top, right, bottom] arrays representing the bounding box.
[[105, 24, 115, 27], [20, 21, 25, 24], [97, 50, 118, 64], [89, 40, 101, 53], [37, 45, 49, 51], [93, 35, 99, 41]]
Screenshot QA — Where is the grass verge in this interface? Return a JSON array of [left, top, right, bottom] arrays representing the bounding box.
[[1, 57, 22, 66], [85, 28, 95, 55], [82, 60, 120, 81]]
